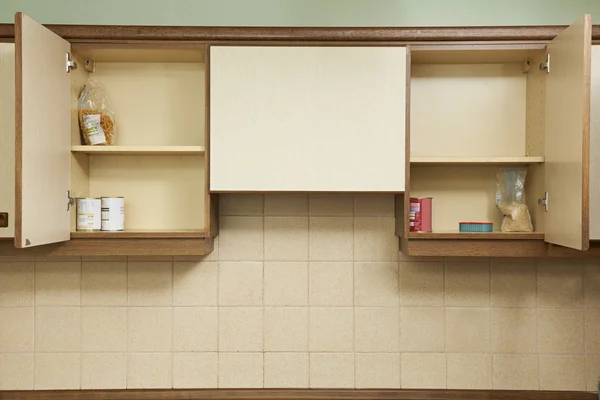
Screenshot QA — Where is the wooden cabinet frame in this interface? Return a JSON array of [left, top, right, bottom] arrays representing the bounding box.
[[1, 17, 600, 257]]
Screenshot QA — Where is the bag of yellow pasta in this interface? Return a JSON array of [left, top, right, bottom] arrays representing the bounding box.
[[77, 80, 116, 145]]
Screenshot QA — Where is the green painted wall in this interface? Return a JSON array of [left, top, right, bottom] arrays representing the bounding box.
[[0, 0, 599, 27]]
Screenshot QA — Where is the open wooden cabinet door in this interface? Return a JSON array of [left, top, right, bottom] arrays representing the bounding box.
[[14, 12, 71, 248], [544, 15, 592, 251]]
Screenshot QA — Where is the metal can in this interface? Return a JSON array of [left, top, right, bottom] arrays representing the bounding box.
[[409, 197, 432, 232], [101, 197, 124, 231], [76, 198, 101, 231]]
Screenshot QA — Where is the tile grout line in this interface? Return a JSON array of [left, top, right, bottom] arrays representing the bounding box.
[[216, 211, 221, 388], [32, 258, 36, 390], [125, 259, 129, 389], [79, 258, 83, 389], [535, 257, 541, 390], [171, 257, 174, 388], [488, 258, 492, 389], [262, 195, 265, 388]]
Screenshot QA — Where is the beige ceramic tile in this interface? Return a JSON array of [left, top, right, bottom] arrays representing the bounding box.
[[81, 353, 127, 389], [587, 354, 600, 391], [82, 256, 127, 262], [0, 261, 34, 306], [355, 307, 400, 352], [446, 308, 490, 353], [309, 217, 353, 261], [447, 353, 492, 389], [355, 353, 400, 388], [265, 194, 309, 216], [264, 262, 308, 306], [264, 217, 309, 261], [0, 307, 33, 352], [491, 308, 537, 354], [127, 256, 173, 262], [81, 261, 127, 306], [264, 307, 308, 352], [264, 353, 309, 388], [493, 354, 539, 390], [309, 307, 354, 352], [34, 256, 81, 262], [401, 307, 445, 352], [173, 261, 218, 306], [173, 352, 218, 388], [35, 261, 81, 306], [0, 354, 34, 390], [0, 256, 34, 262], [309, 262, 353, 306], [354, 194, 395, 217], [127, 353, 172, 389], [354, 217, 398, 262], [538, 308, 584, 354], [309, 194, 354, 216], [490, 260, 537, 307], [398, 253, 443, 262], [354, 262, 399, 306], [538, 259, 583, 308], [173, 307, 218, 351], [219, 262, 263, 306], [539, 355, 586, 391], [309, 353, 354, 388], [127, 308, 172, 352], [173, 235, 218, 262], [35, 307, 81, 352], [219, 216, 264, 261], [127, 262, 172, 306], [219, 194, 264, 216], [219, 307, 263, 352], [35, 353, 81, 390], [82, 307, 127, 352], [445, 261, 490, 307], [218, 352, 263, 388], [399, 261, 445, 306], [585, 262, 600, 308], [401, 353, 446, 389], [586, 308, 600, 353]]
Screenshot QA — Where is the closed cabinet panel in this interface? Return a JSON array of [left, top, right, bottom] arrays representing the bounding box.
[[589, 45, 600, 240], [209, 46, 407, 192], [544, 15, 592, 251], [0, 43, 15, 238], [15, 13, 71, 248]]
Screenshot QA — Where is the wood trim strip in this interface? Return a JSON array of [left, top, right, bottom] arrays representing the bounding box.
[[0, 389, 595, 400], [581, 15, 592, 250], [0, 237, 213, 256], [13, 13, 22, 248], [1, 24, 600, 42], [405, 239, 548, 257]]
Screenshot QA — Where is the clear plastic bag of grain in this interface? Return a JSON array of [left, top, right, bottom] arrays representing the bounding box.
[[495, 167, 534, 232], [77, 80, 116, 145]]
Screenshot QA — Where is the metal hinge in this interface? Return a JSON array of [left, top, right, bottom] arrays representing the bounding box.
[[540, 53, 550, 73], [66, 52, 77, 73], [67, 190, 75, 211], [0, 212, 8, 228], [538, 192, 549, 212]]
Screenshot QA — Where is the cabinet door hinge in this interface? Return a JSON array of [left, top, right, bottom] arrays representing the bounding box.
[[66, 52, 77, 73], [538, 192, 549, 212], [0, 212, 8, 228], [539, 53, 550, 74], [67, 190, 75, 211]]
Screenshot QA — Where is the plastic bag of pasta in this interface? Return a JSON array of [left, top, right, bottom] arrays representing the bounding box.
[[495, 167, 534, 232], [77, 80, 116, 145]]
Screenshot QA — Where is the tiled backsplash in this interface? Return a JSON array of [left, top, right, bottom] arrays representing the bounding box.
[[0, 194, 598, 391]]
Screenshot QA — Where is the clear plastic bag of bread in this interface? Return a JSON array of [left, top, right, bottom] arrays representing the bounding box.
[[495, 167, 534, 232], [77, 80, 116, 145]]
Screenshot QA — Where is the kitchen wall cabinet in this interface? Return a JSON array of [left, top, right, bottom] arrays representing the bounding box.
[[0, 12, 599, 258], [209, 45, 407, 192]]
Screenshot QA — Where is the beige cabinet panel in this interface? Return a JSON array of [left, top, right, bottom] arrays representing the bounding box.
[[590, 45, 600, 241], [209, 46, 407, 192], [15, 13, 71, 248], [0, 43, 14, 238]]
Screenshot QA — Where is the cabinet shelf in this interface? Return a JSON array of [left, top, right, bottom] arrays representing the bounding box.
[[410, 156, 544, 165], [409, 231, 544, 240], [71, 146, 205, 155], [71, 229, 207, 239]]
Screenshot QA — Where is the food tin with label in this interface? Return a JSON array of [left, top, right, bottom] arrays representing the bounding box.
[[76, 198, 101, 231], [101, 197, 124, 231], [409, 197, 432, 232]]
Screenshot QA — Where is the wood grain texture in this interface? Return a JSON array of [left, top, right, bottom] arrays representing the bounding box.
[[409, 232, 544, 240], [590, 45, 600, 240], [204, 46, 218, 237], [544, 15, 591, 251], [403, 47, 411, 238], [1, 24, 600, 42], [0, 237, 213, 256], [405, 238, 547, 257], [0, 43, 15, 238], [71, 146, 205, 155], [70, 229, 206, 239], [0, 389, 594, 400], [71, 44, 206, 63], [14, 13, 72, 248], [410, 156, 544, 165]]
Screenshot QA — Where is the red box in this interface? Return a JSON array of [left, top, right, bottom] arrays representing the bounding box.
[[409, 197, 432, 232]]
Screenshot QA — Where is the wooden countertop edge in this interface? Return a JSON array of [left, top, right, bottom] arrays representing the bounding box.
[[0, 24, 600, 42]]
